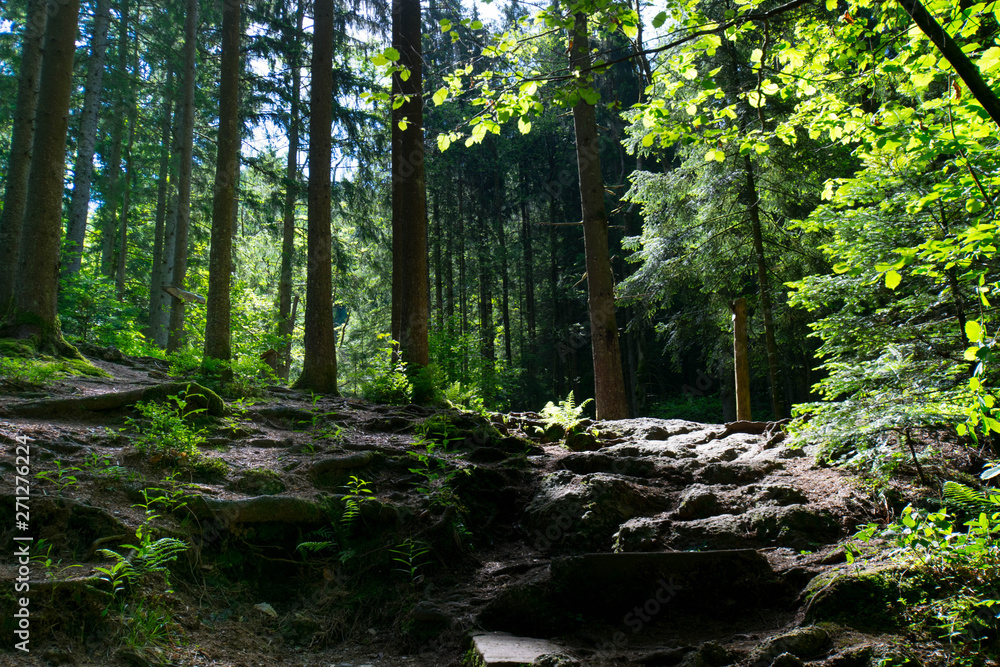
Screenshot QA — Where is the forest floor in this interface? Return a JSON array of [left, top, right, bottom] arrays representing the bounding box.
[[0, 347, 988, 667]]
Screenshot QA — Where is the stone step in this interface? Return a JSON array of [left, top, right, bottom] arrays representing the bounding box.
[[480, 550, 790, 636], [471, 633, 571, 666], [550, 549, 783, 617]]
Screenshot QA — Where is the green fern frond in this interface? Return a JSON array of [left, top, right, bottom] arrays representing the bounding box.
[[296, 540, 337, 554], [943, 481, 995, 512]]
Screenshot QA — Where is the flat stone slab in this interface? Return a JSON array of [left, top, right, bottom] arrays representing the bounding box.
[[472, 633, 567, 666], [550, 550, 784, 617]]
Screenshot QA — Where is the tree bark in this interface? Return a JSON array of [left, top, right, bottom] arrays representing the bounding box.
[[520, 163, 536, 342], [569, 11, 629, 420], [1, 0, 81, 353], [102, 0, 130, 278], [897, 0, 1000, 132], [0, 0, 47, 310], [391, 0, 429, 367], [115, 105, 137, 299], [434, 195, 444, 333], [744, 154, 785, 419], [731, 297, 751, 421], [277, 0, 304, 380], [167, 0, 199, 353], [62, 0, 112, 278], [478, 209, 495, 364], [147, 69, 174, 340], [204, 0, 242, 366], [293, 0, 338, 393]]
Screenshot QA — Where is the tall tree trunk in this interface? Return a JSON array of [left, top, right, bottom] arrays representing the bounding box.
[[520, 163, 536, 342], [203, 0, 241, 366], [445, 184, 455, 328], [434, 195, 444, 334], [277, 0, 304, 381], [167, 0, 199, 353], [744, 154, 785, 419], [154, 105, 182, 348], [102, 0, 130, 278], [569, 11, 628, 420], [1, 0, 81, 354], [293, 0, 338, 393], [478, 209, 495, 364], [115, 106, 137, 299], [458, 181, 467, 340], [391, 0, 429, 367], [147, 69, 174, 340], [63, 0, 111, 277], [0, 0, 47, 310]]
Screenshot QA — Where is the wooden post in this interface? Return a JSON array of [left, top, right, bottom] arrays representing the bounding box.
[[731, 298, 751, 422]]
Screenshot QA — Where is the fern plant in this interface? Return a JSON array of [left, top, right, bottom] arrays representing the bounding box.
[[539, 391, 593, 434], [390, 538, 431, 584], [341, 476, 373, 527]]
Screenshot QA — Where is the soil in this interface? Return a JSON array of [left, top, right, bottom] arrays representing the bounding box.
[[0, 349, 986, 666]]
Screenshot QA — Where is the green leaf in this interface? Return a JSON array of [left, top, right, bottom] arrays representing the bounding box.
[[826, 0, 837, 10], [884, 270, 901, 290], [967, 320, 983, 342], [622, 22, 638, 39], [471, 20, 483, 29], [517, 117, 532, 134], [384, 47, 400, 61], [439, 18, 452, 32], [437, 133, 451, 152], [371, 54, 389, 67], [432, 87, 448, 106], [652, 11, 667, 28]]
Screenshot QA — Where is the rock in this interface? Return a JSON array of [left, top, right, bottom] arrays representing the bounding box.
[[598, 418, 704, 441], [254, 602, 278, 618], [674, 485, 724, 520], [757, 485, 808, 506], [564, 431, 600, 451], [548, 550, 784, 619], [632, 647, 692, 665], [229, 470, 286, 495], [698, 462, 776, 485], [746, 505, 840, 547], [189, 495, 329, 525], [804, 566, 929, 629], [525, 472, 667, 550], [308, 451, 379, 485], [748, 626, 829, 667], [471, 633, 568, 666], [533, 654, 581, 666], [558, 453, 657, 477], [770, 653, 804, 667]]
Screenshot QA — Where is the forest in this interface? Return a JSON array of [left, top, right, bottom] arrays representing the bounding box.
[[0, 0, 997, 436], [2, 0, 1000, 664]]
